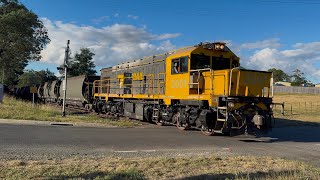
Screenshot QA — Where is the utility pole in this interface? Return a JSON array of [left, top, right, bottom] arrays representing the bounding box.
[[62, 40, 70, 117]]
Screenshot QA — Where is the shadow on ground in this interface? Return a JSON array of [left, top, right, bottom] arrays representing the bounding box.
[[275, 117, 320, 127], [41, 170, 314, 180], [268, 117, 320, 142], [238, 117, 320, 143], [50, 170, 146, 180], [180, 170, 310, 180], [67, 111, 91, 115]]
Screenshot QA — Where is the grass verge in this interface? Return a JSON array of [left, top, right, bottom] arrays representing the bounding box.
[[0, 96, 137, 127], [0, 155, 319, 180]]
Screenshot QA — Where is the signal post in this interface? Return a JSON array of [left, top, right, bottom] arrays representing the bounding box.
[[57, 40, 70, 117]]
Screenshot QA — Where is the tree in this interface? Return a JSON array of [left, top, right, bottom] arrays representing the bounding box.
[[68, 48, 96, 77], [291, 69, 307, 86], [17, 69, 56, 87], [267, 68, 290, 82], [0, 0, 50, 86]]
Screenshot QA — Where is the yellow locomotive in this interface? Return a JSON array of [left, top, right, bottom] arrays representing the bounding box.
[[93, 42, 274, 136]]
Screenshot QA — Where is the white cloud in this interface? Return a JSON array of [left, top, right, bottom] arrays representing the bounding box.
[[113, 13, 119, 18], [155, 33, 181, 40], [92, 16, 109, 24], [242, 41, 320, 83], [240, 38, 281, 49], [127, 14, 138, 20], [40, 18, 180, 67]]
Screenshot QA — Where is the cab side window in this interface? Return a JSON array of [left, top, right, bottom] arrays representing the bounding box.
[[172, 59, 180, 74], [171, 57, 188, 74]]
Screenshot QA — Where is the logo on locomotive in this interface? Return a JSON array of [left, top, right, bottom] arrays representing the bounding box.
[[171, 79, 187, 89]]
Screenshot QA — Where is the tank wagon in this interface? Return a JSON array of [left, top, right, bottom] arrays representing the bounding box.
[[93, 42, 274, 136], [58, 75, 100, 107], [40, 80, 62, 103], [32, 75, 99, 107]]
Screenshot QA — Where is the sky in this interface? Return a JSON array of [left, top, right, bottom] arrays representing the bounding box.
[[21, 0, 320, 83]]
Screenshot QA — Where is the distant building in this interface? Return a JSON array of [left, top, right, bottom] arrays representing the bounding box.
[[274, 81, 291, 86], [315, 83, 320, 88]]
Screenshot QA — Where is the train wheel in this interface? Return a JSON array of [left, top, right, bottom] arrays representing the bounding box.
[[174, 111, 189, 130], [201, 125, 214, 136]]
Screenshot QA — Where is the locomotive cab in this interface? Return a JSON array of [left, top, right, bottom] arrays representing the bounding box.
[[166, 42, 274, 135]]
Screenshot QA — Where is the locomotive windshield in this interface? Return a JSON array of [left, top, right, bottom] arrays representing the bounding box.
[[190, 54, 210, 70], [191, 53, 232, 70], [212, 56, 231, 70]]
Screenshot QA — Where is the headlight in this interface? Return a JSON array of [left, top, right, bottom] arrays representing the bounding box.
[[269, 104, 273, 109], [228, 102, 235, 108]]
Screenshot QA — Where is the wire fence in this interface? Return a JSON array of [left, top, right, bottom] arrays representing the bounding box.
[[273, 102, 320, 115]]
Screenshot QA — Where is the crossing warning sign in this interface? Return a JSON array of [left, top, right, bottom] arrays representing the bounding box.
[[30, 86, 37, 94]]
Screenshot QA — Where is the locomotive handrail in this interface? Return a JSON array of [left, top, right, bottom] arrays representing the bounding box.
[[93, 72, 166, 98], [229, 67, 240, 96], [157, 73, 166, 97], [189, 68, 211, 72], [93, 79, 117, 94], [189, 68, 212, 107]]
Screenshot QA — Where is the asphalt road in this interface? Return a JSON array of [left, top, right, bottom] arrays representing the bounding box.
[[0, 123, 320, 166]]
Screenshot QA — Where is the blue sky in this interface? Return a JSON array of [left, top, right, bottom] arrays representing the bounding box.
[[21, 0, 320, 83]]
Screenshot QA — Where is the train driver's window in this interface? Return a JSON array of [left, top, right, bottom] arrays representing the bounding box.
[[172, 59, 180, 74], [171, 57, 188, 74]]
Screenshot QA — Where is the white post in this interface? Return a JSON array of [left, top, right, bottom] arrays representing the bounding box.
[[62, 79, 67, 116], [62, 40, 70, 117], [271, 72, 274, 97]]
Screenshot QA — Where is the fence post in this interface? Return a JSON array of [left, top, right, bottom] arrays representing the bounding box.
[[281, 102, 285, 115], [291, 104, 293, 115], [305, 102, 307, 113]]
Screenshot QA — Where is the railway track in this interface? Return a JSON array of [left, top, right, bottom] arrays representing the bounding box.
[[51, 103, 137, 122]]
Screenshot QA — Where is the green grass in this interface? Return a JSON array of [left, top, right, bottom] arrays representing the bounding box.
[[0, 155, 319, 180], [0, 96, 138, 127]]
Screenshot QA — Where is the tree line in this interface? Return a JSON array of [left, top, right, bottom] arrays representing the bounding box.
[[0, 0, 96, 88], [18, 48, 96, 87], [267, 68, 312, 86]]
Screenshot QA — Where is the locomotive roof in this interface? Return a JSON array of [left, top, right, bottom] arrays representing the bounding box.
[[100, 42, 233, 71], [101, 46, 197, 71]]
